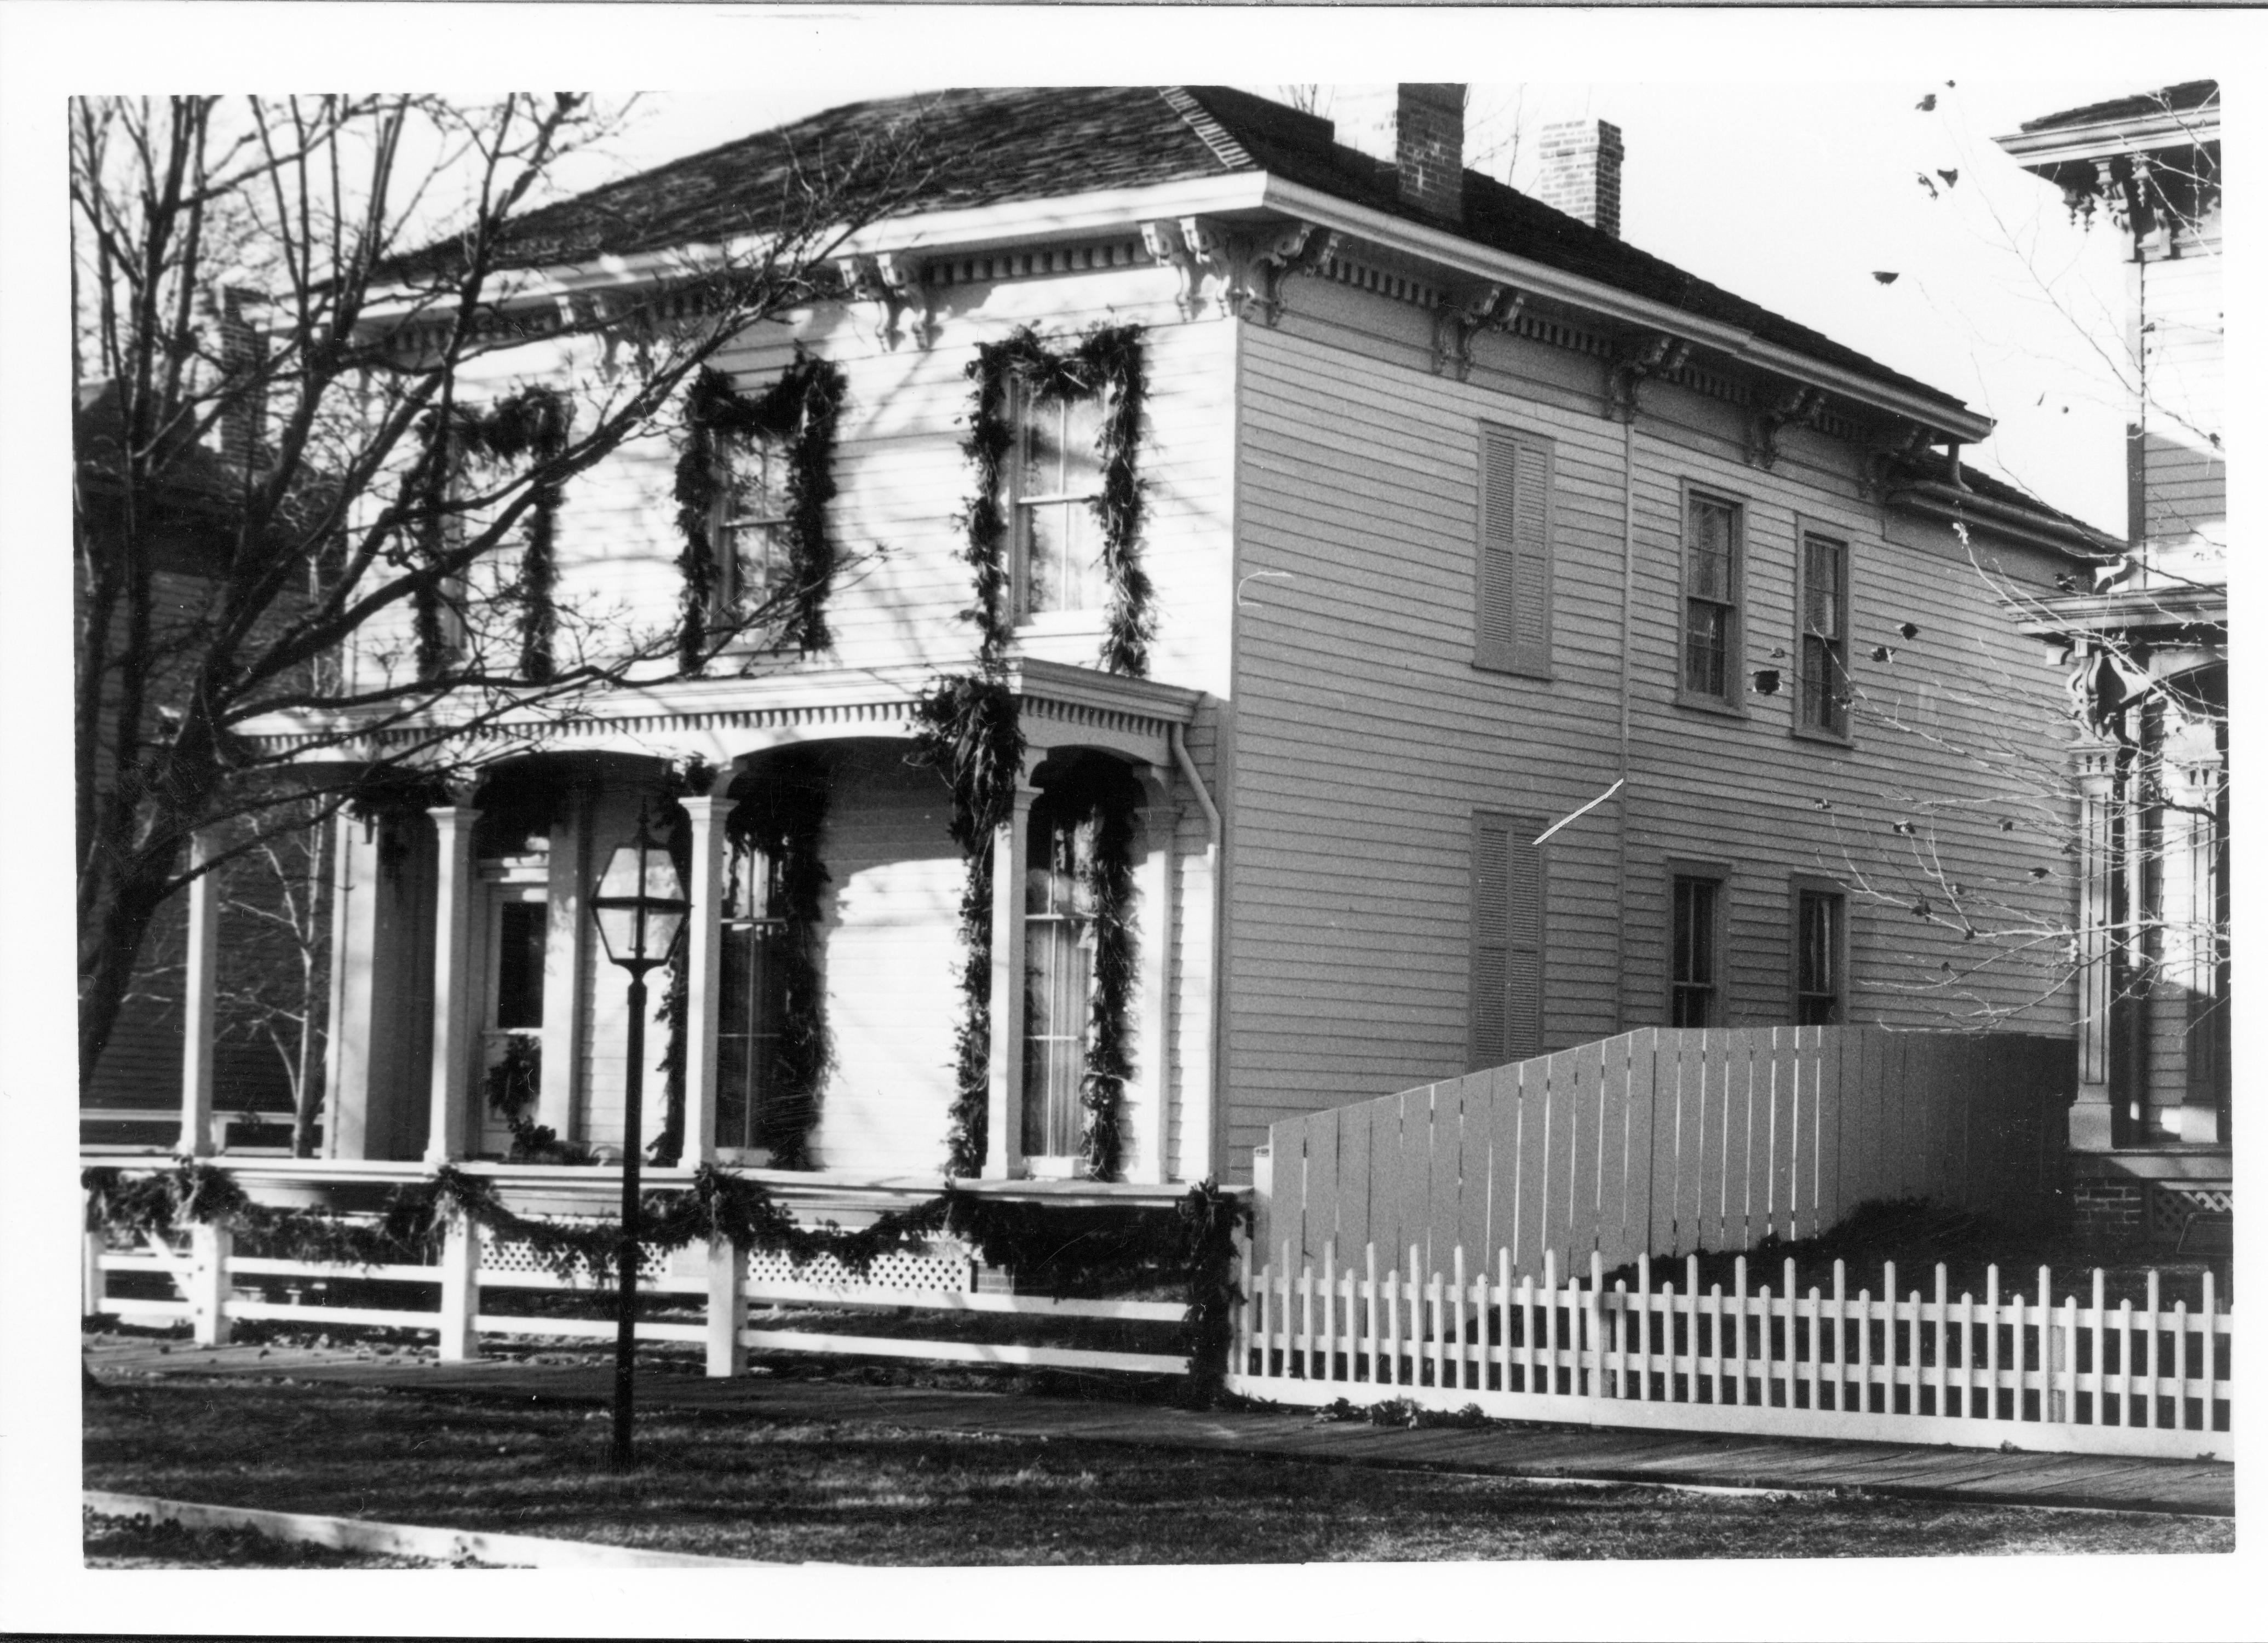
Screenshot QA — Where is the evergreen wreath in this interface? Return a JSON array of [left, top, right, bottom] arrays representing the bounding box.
[[480, 1036, 592, 1164], [958, 324, 1153, 676], [671, 351, 848, 673], [908, 675, 1028, 1176], [83, 1161, 1250, 1399], [409, 387, 575, 683]]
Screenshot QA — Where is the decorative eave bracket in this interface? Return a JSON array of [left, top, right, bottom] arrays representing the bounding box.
[[1605, 333, 1691, 423], [1745, 383, 1827, 470], [1431, 284, 1525, 381], [1862, 420, 1936, 502], [836, 252, 932, 351], [1142, 217, 1336, 325]]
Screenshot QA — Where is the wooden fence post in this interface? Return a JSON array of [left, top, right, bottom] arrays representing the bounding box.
[[188, 1221, 232, 1347], [435, 1209, 480, 1362], [82, 1188, 106, 1319], [705, 1235, 747, 1378]]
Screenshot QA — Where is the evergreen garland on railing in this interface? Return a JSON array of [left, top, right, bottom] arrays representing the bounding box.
[[671, 351, 847, 673], [722, 749, 834, 1170], [958, 324, 1153, 677], [81, 1159, 1250, 1395], [908, 675, 1028, 1177]]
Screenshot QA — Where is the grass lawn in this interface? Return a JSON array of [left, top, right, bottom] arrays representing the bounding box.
[[83, 1376, 2230, 1565], [83, 1509, 462, 1568]]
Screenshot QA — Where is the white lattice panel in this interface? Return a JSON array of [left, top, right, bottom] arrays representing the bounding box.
[[480, 1231, 668, 1283], [2149, 1184, 2233, 1241], [745, 1242, 973, 1295]]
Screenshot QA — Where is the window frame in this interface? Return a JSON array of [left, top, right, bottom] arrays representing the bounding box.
[[1676, 480, 1747, 716], [1021, 796, 1100, 1162], [1789, 874, 1848, 1026], [1472, 423, 1557, 682], [1008, 380, 1108, 625], [1666, 857, 1732, 1028], [1792, 517, 1855, 746], [715, 835, 793, 1154], [1467, 809, 1549, 1072], [711, 431, 794, 620]]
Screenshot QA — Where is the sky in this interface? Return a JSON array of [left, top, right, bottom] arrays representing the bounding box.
[[569, 74, 2166, 538]]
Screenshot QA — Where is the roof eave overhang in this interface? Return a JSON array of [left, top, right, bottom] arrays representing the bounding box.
[[363, 167, 1991, 446], [1995, 111, 2220, 170], [2014, 585, 2229, 639], [1886, 479, 2122, 564]]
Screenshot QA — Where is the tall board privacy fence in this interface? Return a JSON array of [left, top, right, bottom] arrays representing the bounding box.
[[1227, 1243, 2231, 1460], [1254, 1027, 2075, 1282]]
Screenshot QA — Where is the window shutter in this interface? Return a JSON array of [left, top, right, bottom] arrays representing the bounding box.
[[1475, 428, 1554, 678], [1471, 812, 1547, 1070]]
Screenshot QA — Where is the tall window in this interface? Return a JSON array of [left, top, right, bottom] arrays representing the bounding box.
[[1469, 811, 1546, 1070], [1794, 886, 1844, 1025], [1797, 530, 1850, 737], [716, 435, 791, 611], [1474, 427, 1555, 679], [1012, 384, 1107, 618], [1023, 804, 1098, 1157], [493, 900, 548, 1031], [717, 837, 790, 1150], [1682, 490, 1742, 704], [1670, 872, 1722, 1027]]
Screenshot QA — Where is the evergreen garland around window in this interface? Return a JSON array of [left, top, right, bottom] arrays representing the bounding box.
[[1038, 758, 1142, 1181], [671, 351, 847, 673], [409, 387, 574, 683], [958, 324, 1153, 676]]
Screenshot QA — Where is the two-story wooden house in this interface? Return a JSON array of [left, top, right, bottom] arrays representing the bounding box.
[[247, 85, 2110, 1192], [1997, 82, 2228, 1242]]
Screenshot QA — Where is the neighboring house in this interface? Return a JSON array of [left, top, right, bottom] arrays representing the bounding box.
[[74, 371, 312, 1148], [1996, 83, 2229, 1241], [245, 85, 2105, 1190]]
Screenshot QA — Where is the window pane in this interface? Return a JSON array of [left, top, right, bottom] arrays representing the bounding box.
[[1802, 538, 1842, 637], [1685, 602, 1727, 697], [495, 901, 548, 1029], [1058, 395, 1105, 496], [1686, 497, 1736, 600], [1672, 876, 1718, 1029]]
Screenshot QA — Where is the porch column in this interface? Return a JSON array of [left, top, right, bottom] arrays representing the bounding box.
[[323, 811, 375, 1159], [538, 783, 590, 1145], [2070, 748, 2117, 1151], [984, 764, 1042, 1180], [177, 827, 221, 1158], [677, 792, 740, 1164], [1128, 766, 1178, 1185], [424, 801, 482, 1165]]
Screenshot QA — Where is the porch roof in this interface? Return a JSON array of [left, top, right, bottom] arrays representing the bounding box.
[[235, 657, 1205, 773]]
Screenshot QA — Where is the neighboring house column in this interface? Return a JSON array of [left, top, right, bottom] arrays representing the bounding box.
[[984, 761, 1042, 1180], [677, 791, 740, 1164], [538, 783, 590, 1145], [424, 800, 482, 1164], [323, 809, 376, 1159], [2161, 746, 2225, 1144], [2070, 746, 2117, 1151], [177, 827, 222, 1158], [1128, 765, 1178, 1185]]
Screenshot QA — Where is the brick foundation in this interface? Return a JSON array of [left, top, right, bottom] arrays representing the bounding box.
[[2070, 1174, 2148, 1241]]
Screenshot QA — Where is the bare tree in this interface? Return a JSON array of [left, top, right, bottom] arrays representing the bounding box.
[[73, 93, 940, 1087]]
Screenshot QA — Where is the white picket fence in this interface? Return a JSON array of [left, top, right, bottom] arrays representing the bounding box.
[[1228, 1240, 2232, 1461], [84, 1214, 1187, 1378]]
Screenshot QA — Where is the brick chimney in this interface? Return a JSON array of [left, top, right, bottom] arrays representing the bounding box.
[[215, 288, 265, 473], [1537, 119, 1624, 238], [1328, 84, 1467, 222]]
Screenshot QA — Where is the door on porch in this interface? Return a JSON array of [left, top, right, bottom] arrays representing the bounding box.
[[476, 882, 548, 1156]]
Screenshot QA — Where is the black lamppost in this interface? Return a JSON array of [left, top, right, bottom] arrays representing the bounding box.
[[590, 808, 688, 1470]]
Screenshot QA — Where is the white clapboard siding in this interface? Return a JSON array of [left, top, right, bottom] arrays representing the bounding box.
[[1222, 279, 2079, 1164], [1231, 1240, 2232, 1462]]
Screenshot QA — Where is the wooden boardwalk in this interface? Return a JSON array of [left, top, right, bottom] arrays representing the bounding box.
[[86, 1337, 2232, 1518]]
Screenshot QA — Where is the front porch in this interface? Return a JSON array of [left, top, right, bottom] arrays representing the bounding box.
[[213, 658, 1216, 1188]]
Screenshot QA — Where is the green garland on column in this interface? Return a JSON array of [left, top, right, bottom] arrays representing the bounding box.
[[671, 351, 847, 673], [908, 676, 1027, 1177], [958, 324, 1153, 677]]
